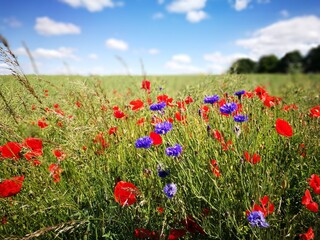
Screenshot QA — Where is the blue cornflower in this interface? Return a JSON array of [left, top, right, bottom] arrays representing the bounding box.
[[247, 211, 269, 228], [204, 95, 220, 104], [163, 183, 177, 198], [135, 136, 153, 149], [150, 102, 166, 111], [234, 90, 246, 97], [234, 115, 248, 122], [157, 165, 170, 178], [155, 122, 173, 135], [165, 144, 182, 157], [220, 102, 238, 115]]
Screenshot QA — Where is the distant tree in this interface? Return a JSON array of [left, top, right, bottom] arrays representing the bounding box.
[[257, 55, 279, 73], [229, 58, 257, 74], [304, 45, 320, 73], [277, 50, 303, 73]]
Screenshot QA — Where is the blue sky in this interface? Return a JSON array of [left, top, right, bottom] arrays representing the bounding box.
[[1, 0, 320, 75]]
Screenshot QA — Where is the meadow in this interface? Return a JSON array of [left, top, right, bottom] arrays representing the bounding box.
[[0, 73, 320, 240]]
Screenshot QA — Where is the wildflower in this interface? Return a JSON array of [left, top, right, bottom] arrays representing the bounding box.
[[220, 102, 238, 115], [114, 181, 139, 206], [263, 95, 281, 108], [135, 136, 153, 149], [113, 110, 126, 119], [164, 183, 177, 198], [141, 80, 151, 93], [52, 149, 66, 161], [309, 105, 320, 117], [185, 96, 193, 104], [157, 207, 164, 214], [210, 160, 221, 177], [157, 165, 170, 178], [150, 102, 166, 111], [168, 229, 186, 240], [302, 189, 318, 212], [246, 196, 274, 217], [157, 94, 174, 107], [108, 127, 117, 135], [247, 211, 269, 228], [204, 95, 219, 104], [309, 174, 320, 194], [1, 142, 22, 160], [154, 121, 172, 135], [234, 115, 248, 123], [175, 112, 186, 123], [244, 151, 261, 164], [23, 137, 43, 160], [275, 118, 293, 137], [134, 228, 158, 239], [129, 99, 144, 111], [254, 86, 267, 100], [165, 144, 182, 157], [49, 163, 63, 182], [234, 90, 245, 97], [38, 119, 48, 128], [0, 176, 25, 198], [299, 227, 314, 240], [150, 132, 162, 145], [136, 117, 145, 126], [75, 101, 81, 108]]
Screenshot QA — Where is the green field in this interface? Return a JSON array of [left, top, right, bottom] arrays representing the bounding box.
[[0, 73, 320, 239]]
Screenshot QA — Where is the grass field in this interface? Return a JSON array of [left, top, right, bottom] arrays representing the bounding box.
[[0, 73, 320, 239]]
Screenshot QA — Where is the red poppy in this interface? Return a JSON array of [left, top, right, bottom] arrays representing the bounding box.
[[113, 110, 126, 119], [298, 143, 306, 158], [33, 159, 41, 166], [299, 227, 314, 240], [52, 149, 66, 161], [263, 95, 281, 108], [185, 96, 193, 104], [168, 229, 186, 240], [176, 101, 186, 111], [31, 104, 36, 110], [93, 132, 109, 149], [101, 105, 107, 111], [244, 151, 261, 164], [282, 104, 298, 111], [38, 119, 48, 128], [246, 195, 274, 217], [108, 127, 118, 135], [49, 163, 63, 182], [244, 92, 254, 98], [141, 80, 151, 93], [275, 118, 293, 137], [134, 228, 158, 239], [0, 176, 25, 198], [182, 216, 206, 235], [151, 116, 162, 126], [1, 142, 22, 160], [23, 137, 43, 160], [175, 112, 186, 123], [75, 101, 81, 108], [309, 174, 320, 194], [156, 207, 164, 214], [129, 99, 144, 111], [150, 132, 162, 145], [1, 216, 7, 225], [210, 160, 221, 177], [157, 95, 174, 107], [136, 118, 145, 126], [254, 86, 267, 100], [114, 181, 139, 206], [309, 105, 320, 117], [302, 189, 318, 213]]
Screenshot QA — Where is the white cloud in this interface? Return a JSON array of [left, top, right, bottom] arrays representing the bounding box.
[[153, 12, 164, 19], [14, 46, 80, 60], [158, 0, 165, 4], [167, 0, 207, 13], [105, 38, 128, 51], [203, 52, 249, 73], [165, 54, 204, 74], [186, 10, 208, 23], [236, 15, 320, 58], [35, 17, 81, 36], [233, 0, 251, 11], [148, 48, 160, 55], [172, 54, 191, 63], [257, 0, 270, 3], [0, 63, 10, 75], [3, 17, 22, 28], [88, 53, 98, 60], [60, 0, 117, 12], [280, 10, 289, 18]]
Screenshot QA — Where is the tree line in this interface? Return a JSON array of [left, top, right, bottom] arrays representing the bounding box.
[[228, 45, 320, 74]]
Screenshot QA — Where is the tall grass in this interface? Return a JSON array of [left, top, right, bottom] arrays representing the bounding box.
[[0, 72, 319, 239]]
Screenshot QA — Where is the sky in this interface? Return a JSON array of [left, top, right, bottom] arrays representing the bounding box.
[[0, 0, 320, 75]]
